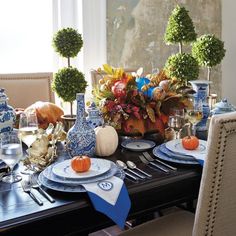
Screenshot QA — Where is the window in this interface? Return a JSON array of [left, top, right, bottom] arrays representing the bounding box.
[[0, 0, 53, 73]]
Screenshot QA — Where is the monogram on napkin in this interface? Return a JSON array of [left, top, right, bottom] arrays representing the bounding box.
[[82, 176, 131, 229]]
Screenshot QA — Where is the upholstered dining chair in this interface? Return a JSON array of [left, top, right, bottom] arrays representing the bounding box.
[[0, 72, 54, 108], [120, 111, 236, 236]]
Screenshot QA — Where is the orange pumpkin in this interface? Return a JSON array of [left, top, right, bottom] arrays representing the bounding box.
[[71, 156, 91, 172], [182, 136, 199, 150]]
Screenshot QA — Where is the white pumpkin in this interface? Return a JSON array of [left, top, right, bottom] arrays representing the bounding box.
[[94, 125, 119, 156]]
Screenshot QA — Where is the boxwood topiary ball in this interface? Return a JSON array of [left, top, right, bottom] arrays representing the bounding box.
[[52, 67, 87, 102], [52, 27, 83, 58]]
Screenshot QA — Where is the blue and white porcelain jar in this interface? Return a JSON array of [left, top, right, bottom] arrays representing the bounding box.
[[0, 88, 16, 133], [190, 80, 211, 131], [67, 93, 96, 157], [86, 102, 104, 129]]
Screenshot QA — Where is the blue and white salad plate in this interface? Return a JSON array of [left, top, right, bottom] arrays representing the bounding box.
[[121, 139, 156, 152], [52, 158, 111, 180]]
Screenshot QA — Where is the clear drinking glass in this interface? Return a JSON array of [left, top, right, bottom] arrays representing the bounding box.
[[185, 99, 203, 135], [168, 108, 185, 139], [0, 130, 23, 183], [18, 110, 39, 148]]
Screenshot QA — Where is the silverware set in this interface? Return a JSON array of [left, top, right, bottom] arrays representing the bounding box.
[[117, 152, 177, 181], [21, 174, 55, 205]]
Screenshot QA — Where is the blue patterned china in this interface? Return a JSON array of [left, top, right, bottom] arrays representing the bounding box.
[[159, 143, 195, 161], [211, 98, 236, 116], [52, 158, 111, 180], [190, 80, 211, 131], [0, 88, 16, 133], [121, 139, 156, 152], [153, 146, 199, 165], [43, 162, 118, 186], [86, 102, 104, 129], [67, 93, 96, 157], [38, 166, 125, 192]]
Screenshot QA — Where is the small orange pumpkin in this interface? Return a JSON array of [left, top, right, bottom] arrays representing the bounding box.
[[71, 156, 91, 172], [182, 136, 199, 150]]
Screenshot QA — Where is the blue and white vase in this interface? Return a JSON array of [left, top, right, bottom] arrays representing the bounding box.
[[86, 102, 104, 129], [0, 88, 16, 133], [190, 80, 211, 131], [67, 93, 96, 157]]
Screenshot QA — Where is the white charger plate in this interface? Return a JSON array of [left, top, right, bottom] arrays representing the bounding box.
[[52, 158, 111, 180], [165, 139, 207, 160]]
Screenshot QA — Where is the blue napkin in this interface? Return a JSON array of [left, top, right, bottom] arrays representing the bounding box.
[[81, 176, 131, 229]]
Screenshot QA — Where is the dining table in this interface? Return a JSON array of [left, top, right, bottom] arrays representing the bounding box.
[[0, 141, 202, 236]]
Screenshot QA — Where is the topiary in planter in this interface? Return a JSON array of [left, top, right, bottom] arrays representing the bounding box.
[[164, 53, 199, 85], [164, 5, 197, 53], [52, 67, 87, 117], [192, 34, 226, 83], [52, 27, 83, 66]]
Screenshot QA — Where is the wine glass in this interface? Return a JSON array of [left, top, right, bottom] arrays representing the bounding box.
[[0, 130, 23, 183], [168, 108, 185, 139], [18, 110, 39, 174], [185, 99, 203, 135], [18, 110, 39, 148]]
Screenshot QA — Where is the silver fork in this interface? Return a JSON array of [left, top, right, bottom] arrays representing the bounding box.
[[139, 155, 169, 173], [143, 152, 177, 171], [30, 174, 55, 203], [21, 180, 43, 206]]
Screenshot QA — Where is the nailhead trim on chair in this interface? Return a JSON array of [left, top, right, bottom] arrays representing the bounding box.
[[204, 119, 236, 236]]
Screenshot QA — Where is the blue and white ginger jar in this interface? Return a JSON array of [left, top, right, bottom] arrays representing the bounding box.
[[67, 93, 96, 157], [0, 88, 16, 133], [86, 102, 104, 129]]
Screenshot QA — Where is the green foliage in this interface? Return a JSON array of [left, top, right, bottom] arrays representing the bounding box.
[[164, 5, 197, 45], [52, 67, 87, 103], [192, 34, 226, 68], [52, 28, 83, 58], [164, 53, 199, 83]]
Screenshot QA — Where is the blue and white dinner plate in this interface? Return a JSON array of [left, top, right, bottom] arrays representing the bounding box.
[[43, 162, 118, 186], [121, 139, 156, 152], [38, 165, 125, 193], [153, 145, 199, 165], [159, 143, 196, 161], [52, 158, 111, 180]]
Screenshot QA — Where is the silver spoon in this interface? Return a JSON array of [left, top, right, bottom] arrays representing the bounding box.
[[116, 160, 138, 181], [116, 160, 146, 179], [126, 161, 152, 178]]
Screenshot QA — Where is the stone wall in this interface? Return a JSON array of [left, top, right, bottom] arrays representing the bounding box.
[[107, 0, 222, 96]]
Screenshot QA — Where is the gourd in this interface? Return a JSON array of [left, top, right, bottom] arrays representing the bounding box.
[[71, 155, 91, 172], [94, 125, 118, 156], [182, 136, 199, 150]]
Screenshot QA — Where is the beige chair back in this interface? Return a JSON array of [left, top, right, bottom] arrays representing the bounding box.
[[0, 72, 54, 108], [193, 112, 236, 235]]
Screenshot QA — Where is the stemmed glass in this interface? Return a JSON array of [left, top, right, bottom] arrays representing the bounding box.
[[18, 110, 39, 174], [185, 99, 203, 135], [168, 108, 185, 139], [18, 110, 39, 148], [0, 130, 23, 183]]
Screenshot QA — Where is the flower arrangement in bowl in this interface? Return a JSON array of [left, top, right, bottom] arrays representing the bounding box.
[[93, 64, 194, 140]]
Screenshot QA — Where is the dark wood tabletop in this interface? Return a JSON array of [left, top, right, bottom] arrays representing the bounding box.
[[0, 142, 202, 236]]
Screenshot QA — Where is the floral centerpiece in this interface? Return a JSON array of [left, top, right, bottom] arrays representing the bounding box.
[[93, 64, 193, 138]]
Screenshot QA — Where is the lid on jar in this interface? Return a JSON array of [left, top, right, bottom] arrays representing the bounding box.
[[0, 88, 8, 102], [211, 98, 236, 115]]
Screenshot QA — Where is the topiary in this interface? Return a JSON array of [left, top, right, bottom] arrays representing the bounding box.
[[164, 5, 197, 53], [164, 53, 199, 85], [52, 67, 87, 117], [52, 27, 83, 66], [192, 34, 226, 82]]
